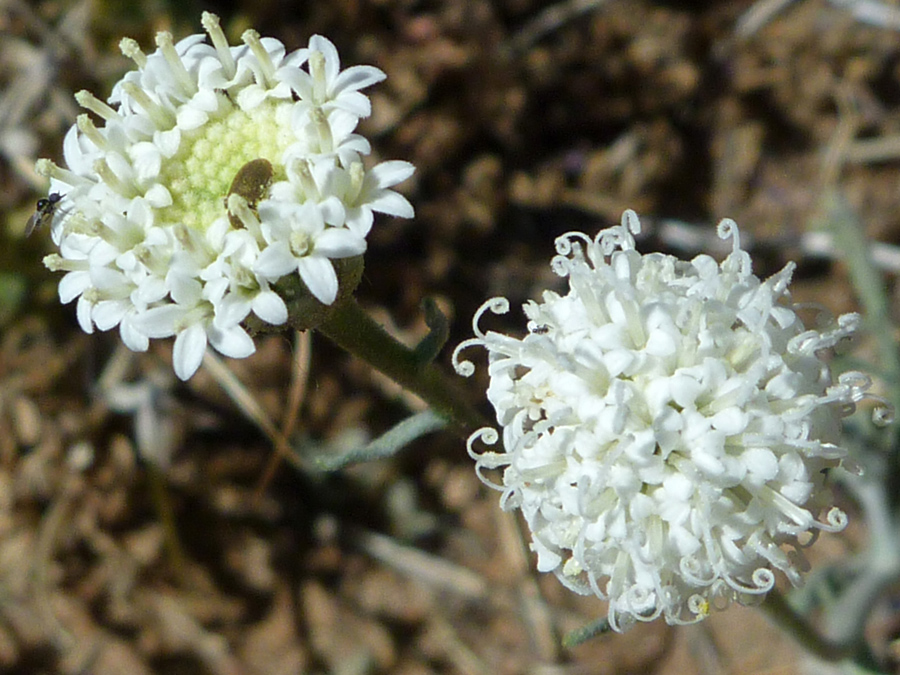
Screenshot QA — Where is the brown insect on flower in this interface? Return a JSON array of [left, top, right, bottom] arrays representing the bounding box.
[[225, 159, 273, 228]]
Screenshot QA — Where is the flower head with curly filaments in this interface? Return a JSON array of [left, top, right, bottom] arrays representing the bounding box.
[[454, 209, 883, 631]]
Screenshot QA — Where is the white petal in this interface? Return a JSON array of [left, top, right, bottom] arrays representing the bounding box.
[[58, 271, 91, 304], [209, 324, 255, 359], [280, 48, 311, 69], [62, 124, 95, 173], [332, 65, 385, 95], [93, 300, 127, 330], [76, 295, 94, 333], [309, 35, 340, 84], [137, 305, 181, 338], [134, 276, 168, 304], [130, 142, 162, 181], [120, 316, 150, 352], [319, 196, 346, 226], [278, 68, 313, 99], [176, 106, 208, 130], [255, 244, 299, 279], [345, 208, 374, 237], [168, 273, 202, 306], [236, 84, 268, 110], [258, 37, 286, 65], [337, 140, 371, 167], [204, 276, 230, 305], [330, 90, 370, 117], [173, 324, 208, 380], [366, 190, 414, 218], [105, 151, 135, 185], [215, 293, 252, 328], [298, 256, 338, 304], [315, 228, 366, 258], [328, 111, 363, 144], [173, 33, 209, 56], [370, 160, 416, 188], [154, 128, 182, 157], [252, 289, 288, 325], [190, 87, 220, 112], [742, 448, 779, 482], [144, 183, 173, 208]]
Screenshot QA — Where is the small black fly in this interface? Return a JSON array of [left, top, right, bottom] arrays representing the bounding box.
[[25, 192, 63, 237]]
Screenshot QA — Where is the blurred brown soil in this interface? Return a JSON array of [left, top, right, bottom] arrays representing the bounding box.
[[1, 0, 899, 673]]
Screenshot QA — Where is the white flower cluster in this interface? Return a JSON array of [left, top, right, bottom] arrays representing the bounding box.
[[454, 210, 876, 631], [40, 13, 414, 380]]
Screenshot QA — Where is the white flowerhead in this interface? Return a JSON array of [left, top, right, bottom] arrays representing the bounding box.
[[454, 209, 882, 631], [39, 13, 414, 380]]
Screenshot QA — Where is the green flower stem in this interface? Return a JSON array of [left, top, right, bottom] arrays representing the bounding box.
[[761, 590, 851, 662], [316, 298, 488, 436]]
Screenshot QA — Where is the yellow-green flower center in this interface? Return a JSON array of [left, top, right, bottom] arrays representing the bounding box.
[[290, 230, 313, 257], [157, 98, 295, 232]]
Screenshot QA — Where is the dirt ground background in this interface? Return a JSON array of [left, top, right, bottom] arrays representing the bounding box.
[[1, 0, 899, 673]]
